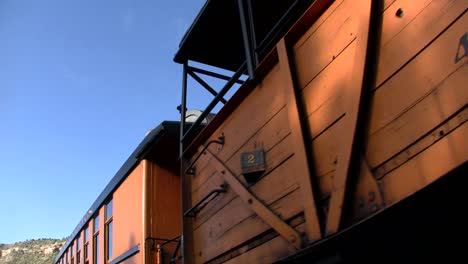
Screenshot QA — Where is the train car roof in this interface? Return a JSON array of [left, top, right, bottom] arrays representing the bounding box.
[[55, 121, 180, 262], [173, 0, 303, 71]]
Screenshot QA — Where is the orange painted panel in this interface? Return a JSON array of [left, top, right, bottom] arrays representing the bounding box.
[[148, 162, 182, 240], [112, 162, 143, 261]]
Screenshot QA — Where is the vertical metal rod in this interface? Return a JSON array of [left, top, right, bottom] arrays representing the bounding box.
[[237, 0, 255, 80], [179, 63, 190, 264], [180, 62, 188, 157], [246, 0, 258, 65]]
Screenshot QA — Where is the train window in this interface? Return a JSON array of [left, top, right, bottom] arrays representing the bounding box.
[[77, 236, 81, 264], [93, 234, 100, 264], [105, 199, 112, 220], [93, 215, 100, 264], [84, 226, 89, 264], [71, 242, 74, 264], [105, 199, 113, 261], [93, 215, 99, 233]]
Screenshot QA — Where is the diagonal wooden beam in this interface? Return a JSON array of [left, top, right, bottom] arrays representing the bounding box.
[[277, 38, 323, 243], [205, 148, 303, 250], [325, 0, 375, 235]]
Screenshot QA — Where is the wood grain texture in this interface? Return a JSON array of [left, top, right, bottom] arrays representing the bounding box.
[[191, 105, 290, 195], [194, 187, 302, 263], [377, 0, 467, 86], [293, 0, 357, 89], [325, 0, 373, 235], [367, 63, 468, 168], [303, 40, 356, 139], [367, 13, 468, 168], [190, 64, 286, 193], [379, 123, 467, 205], [224, 223, 306, 264], [206, 149, 301, 248], [277, 38, 322, 243], [192, 134, 293, 229]]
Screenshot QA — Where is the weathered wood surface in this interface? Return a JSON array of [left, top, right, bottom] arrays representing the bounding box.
[[379, 122, 467, 204], [277, 38, 322, 242], [367, 13, 468, 168], [377, 0, 467, 86]]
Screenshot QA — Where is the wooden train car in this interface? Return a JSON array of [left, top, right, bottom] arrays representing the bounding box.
[[174, 0, 468, 263]]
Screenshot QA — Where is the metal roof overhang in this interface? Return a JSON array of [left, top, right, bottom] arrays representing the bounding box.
[[173, 0, 305, 71]]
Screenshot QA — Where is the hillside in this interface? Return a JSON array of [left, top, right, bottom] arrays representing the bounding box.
[[0, 238, 66, 264]]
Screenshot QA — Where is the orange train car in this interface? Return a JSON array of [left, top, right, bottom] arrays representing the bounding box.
[[174, 0, 468, 263], [55, 122, 182, 264]]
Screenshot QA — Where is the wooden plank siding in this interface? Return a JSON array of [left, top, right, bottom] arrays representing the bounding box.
[[224, 222, 306, 264], [193, 159, 302, 263], [186, 61, 310, 262], [379, 122, 467, 205], [190, 64, 286, 193], [183, 0, 467, 261], [376, 0, 467, 87], [367, 12, 468, 168], [290, 0, 467, 219]]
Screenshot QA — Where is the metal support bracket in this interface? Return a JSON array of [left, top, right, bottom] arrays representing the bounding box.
[[187, 70, 228, 104], [183, 184, 227, 217], [205, 148, 303, 250], [185, 134, 225, 175]]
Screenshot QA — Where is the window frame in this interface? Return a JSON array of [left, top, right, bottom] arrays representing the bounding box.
[[93, 215, 100, 264], [104, 199, 113, 262], [71, 242, 75, 264], [77, 236, 81, 264], [84, 226, 90, 264]]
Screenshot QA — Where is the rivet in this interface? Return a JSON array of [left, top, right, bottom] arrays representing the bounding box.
[[439, 130, 445, 137], [248, 199, 253, 204], [396, 8, 404, 18], [221, 170, 225, 174]]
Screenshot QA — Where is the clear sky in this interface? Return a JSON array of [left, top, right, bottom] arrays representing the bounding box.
[[0, 0, 206, 244]]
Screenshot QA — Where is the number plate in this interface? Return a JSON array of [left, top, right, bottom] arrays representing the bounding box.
[[241, 150, 266, 174]]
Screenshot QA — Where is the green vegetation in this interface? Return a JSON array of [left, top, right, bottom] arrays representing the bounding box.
[[0, 238, 66, 264]]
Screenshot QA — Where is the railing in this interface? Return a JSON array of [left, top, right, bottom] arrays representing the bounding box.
[[146, 236, 181, 264]]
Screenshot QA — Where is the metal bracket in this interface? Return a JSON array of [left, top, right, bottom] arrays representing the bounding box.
[[184, 184, 227, 217], [185, 134, 225, 175]]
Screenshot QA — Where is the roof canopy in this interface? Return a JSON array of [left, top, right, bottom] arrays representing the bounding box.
[[174, 0, 300, 71]]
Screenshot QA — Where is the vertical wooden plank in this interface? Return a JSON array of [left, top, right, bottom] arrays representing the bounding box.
[[325, 0, 374, 235], [142, 159, 149, 264], [277, 39, 322, 243]]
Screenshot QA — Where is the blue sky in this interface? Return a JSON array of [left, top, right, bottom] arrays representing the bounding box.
[[0, 0, 206, 244]]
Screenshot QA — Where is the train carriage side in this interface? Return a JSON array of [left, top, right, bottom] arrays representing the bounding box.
[[174, 0, 467, 263]]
